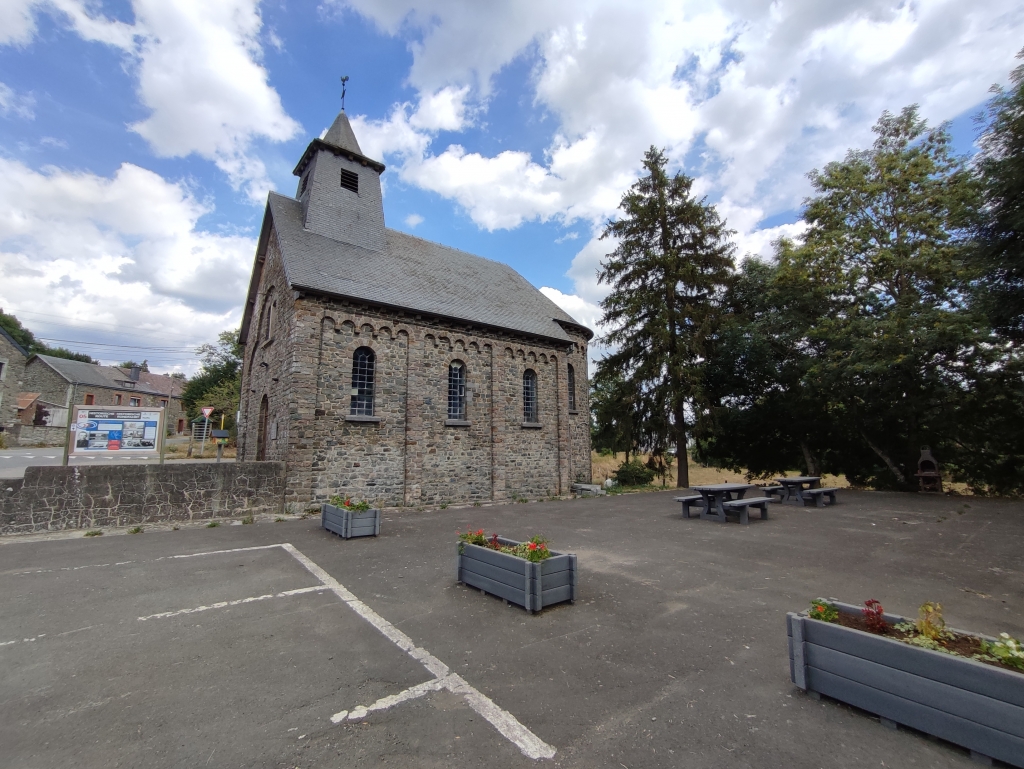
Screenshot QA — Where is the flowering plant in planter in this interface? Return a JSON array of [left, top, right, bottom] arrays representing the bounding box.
[[457, 529, 552, 562], [328, 495, 372, 511], [808, 597, 1024, 675]]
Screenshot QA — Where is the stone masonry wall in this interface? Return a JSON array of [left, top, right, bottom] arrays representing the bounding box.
[[0, 332, 27, 429], [0, 461, 285, 535], [10, 424, 66, 447], [238, 225, 593, 512], [20, 358, 71, 409], [238, 232, 294, 471]]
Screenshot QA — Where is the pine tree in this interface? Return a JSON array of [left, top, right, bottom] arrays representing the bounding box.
[[596, 147, 735, 487]]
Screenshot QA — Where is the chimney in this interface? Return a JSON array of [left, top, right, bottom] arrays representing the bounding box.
[[130, 366, 141, 382]]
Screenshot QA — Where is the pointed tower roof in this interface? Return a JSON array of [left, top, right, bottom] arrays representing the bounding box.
[[322, 110, 363, 155], [292, 110, 385, 177]]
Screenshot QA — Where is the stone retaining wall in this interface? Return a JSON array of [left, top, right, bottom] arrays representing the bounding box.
[[0, 461, 285, 535], [8, 424, 67, 447]]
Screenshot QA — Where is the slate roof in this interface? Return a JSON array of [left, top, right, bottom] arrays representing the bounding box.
[[265, 192, 591, 344], [33, 355, 183, 398]]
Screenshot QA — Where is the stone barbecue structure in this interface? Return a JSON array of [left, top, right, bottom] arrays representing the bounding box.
[[238, 109, 593, 512]]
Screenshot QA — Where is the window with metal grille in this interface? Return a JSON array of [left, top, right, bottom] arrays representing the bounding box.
[[350, 347, 375, 415], [448, 361, 466, 420], [523, 369, 538, 422], [567, 364, 576, 411], [340, 169, 359, 193]]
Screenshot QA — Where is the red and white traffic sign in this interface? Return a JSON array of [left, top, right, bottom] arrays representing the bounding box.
[[201, 407, 215, 418]]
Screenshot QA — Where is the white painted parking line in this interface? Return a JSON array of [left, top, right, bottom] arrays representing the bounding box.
[[332, 677, 446, 723], [137, 585, 329, 621], [279, 542, 556, 761]]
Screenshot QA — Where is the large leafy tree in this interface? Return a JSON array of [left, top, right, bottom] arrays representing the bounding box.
[[181, 328, 242, 428], [793, 106, 986, 489], [596, 147, 735, 487], [695, 249, 840, 478], [975, 48, 1024, 342]]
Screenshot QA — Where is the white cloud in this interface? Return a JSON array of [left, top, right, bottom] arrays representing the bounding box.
[[0, 158, 252, 373], [404, 213, 424, 227], [337, 0, 1023, 303], [0, 0, 39, 46], [3, 0, 300, 202], [0, 81, 34, 119]]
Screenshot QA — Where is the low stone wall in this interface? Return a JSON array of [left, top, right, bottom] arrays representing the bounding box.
[[0, 461, 285, 535], [7, 424, 67, 447]]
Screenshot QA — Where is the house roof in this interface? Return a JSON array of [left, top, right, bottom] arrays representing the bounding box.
[[323, 110, 364, 156], [0, 324, 29, 357], [17, 392, 40, 410], [259, 192, 592, 345], [32, 355, 183, 398]]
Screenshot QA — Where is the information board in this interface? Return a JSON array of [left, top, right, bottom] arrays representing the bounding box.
[[69, 407, 165, 454]]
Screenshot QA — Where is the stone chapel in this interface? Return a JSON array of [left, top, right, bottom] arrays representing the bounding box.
[[237, 108, 593, 512]]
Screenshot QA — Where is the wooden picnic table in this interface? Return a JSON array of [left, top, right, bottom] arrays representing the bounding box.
[[692, 483, 757, 522], [775, 476, 821, 504]]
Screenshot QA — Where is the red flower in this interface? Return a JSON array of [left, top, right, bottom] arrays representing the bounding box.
[[476, 529, 484, 536], [528, 542, 538, 551]]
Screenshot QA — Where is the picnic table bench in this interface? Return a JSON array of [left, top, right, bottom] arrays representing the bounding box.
[[775, 476, 822, 504], [800, 487, 840, 507], [721, 496, 773, 524], [673, 495, 706, 518]]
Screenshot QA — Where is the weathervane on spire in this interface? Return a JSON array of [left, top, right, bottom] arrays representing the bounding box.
[[340, 75, 349, 111]]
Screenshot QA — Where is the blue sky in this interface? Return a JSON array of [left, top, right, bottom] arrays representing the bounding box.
[[0, 0, 1021, 373]]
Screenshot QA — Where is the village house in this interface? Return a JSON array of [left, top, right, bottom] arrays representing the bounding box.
[[0, 325, 29, 437], [18, 355, 187, 444], [237, 108, 593, 512]]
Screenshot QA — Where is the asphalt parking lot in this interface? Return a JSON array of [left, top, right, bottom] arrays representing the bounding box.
[[2, 489, 1022, 768]]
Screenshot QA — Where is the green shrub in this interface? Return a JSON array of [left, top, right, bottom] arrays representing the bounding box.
[[613, 460, 655, 486]]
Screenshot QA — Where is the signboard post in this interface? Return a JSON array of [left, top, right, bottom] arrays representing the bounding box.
[[200, 407, 214, 458]]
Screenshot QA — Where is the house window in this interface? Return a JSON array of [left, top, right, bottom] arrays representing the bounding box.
[[299, 173, 309, 196], [523, 369, 538, 423], [0, 361, 5, 379], [161, 399, 168, 408], [264, 295, 275, 341], [350, 347, 375, 416], [448, 361, 466, 420], [567, 364, 577, 411], [340, 169, 359, 193], [84, 394, 94, 405], [129, 397, 141, 407], [115, 394, 122, 405]]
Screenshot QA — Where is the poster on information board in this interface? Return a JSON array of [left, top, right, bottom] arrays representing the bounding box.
[[69, 406, 165, 454]]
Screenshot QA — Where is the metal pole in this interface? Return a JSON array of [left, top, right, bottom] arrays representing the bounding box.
[[159, 409, 166, 466], [199, 415, 208, 458], [62, 385, 77, 467]]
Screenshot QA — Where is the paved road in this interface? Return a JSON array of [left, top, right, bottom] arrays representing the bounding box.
[[2, 490, 1021, 767], [0, 448, 222, 479]]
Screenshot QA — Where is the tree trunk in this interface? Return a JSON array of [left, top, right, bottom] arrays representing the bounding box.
[[861, 431, 907, 484], [675, 404, 689, 488], [799, 441, 820, 476]]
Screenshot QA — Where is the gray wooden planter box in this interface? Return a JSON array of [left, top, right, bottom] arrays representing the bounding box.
[[321, 504, 380, 539], [457, 536, 577, 613], [788, 601, 1024, 767]]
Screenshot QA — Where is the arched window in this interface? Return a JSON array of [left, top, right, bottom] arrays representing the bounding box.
[[448, 361, 466, 420], [350, 347, 375, 415], [567, 364, 577, 411], [257, 395, 269, 461], [261, 289, 276, 342], [523, 369, 538, 423]]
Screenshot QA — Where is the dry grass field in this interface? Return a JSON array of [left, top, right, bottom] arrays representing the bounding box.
[[590, 451, 850, 490]]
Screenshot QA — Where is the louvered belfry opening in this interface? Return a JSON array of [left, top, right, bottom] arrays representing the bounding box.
[[340, 168, 359, 193]]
